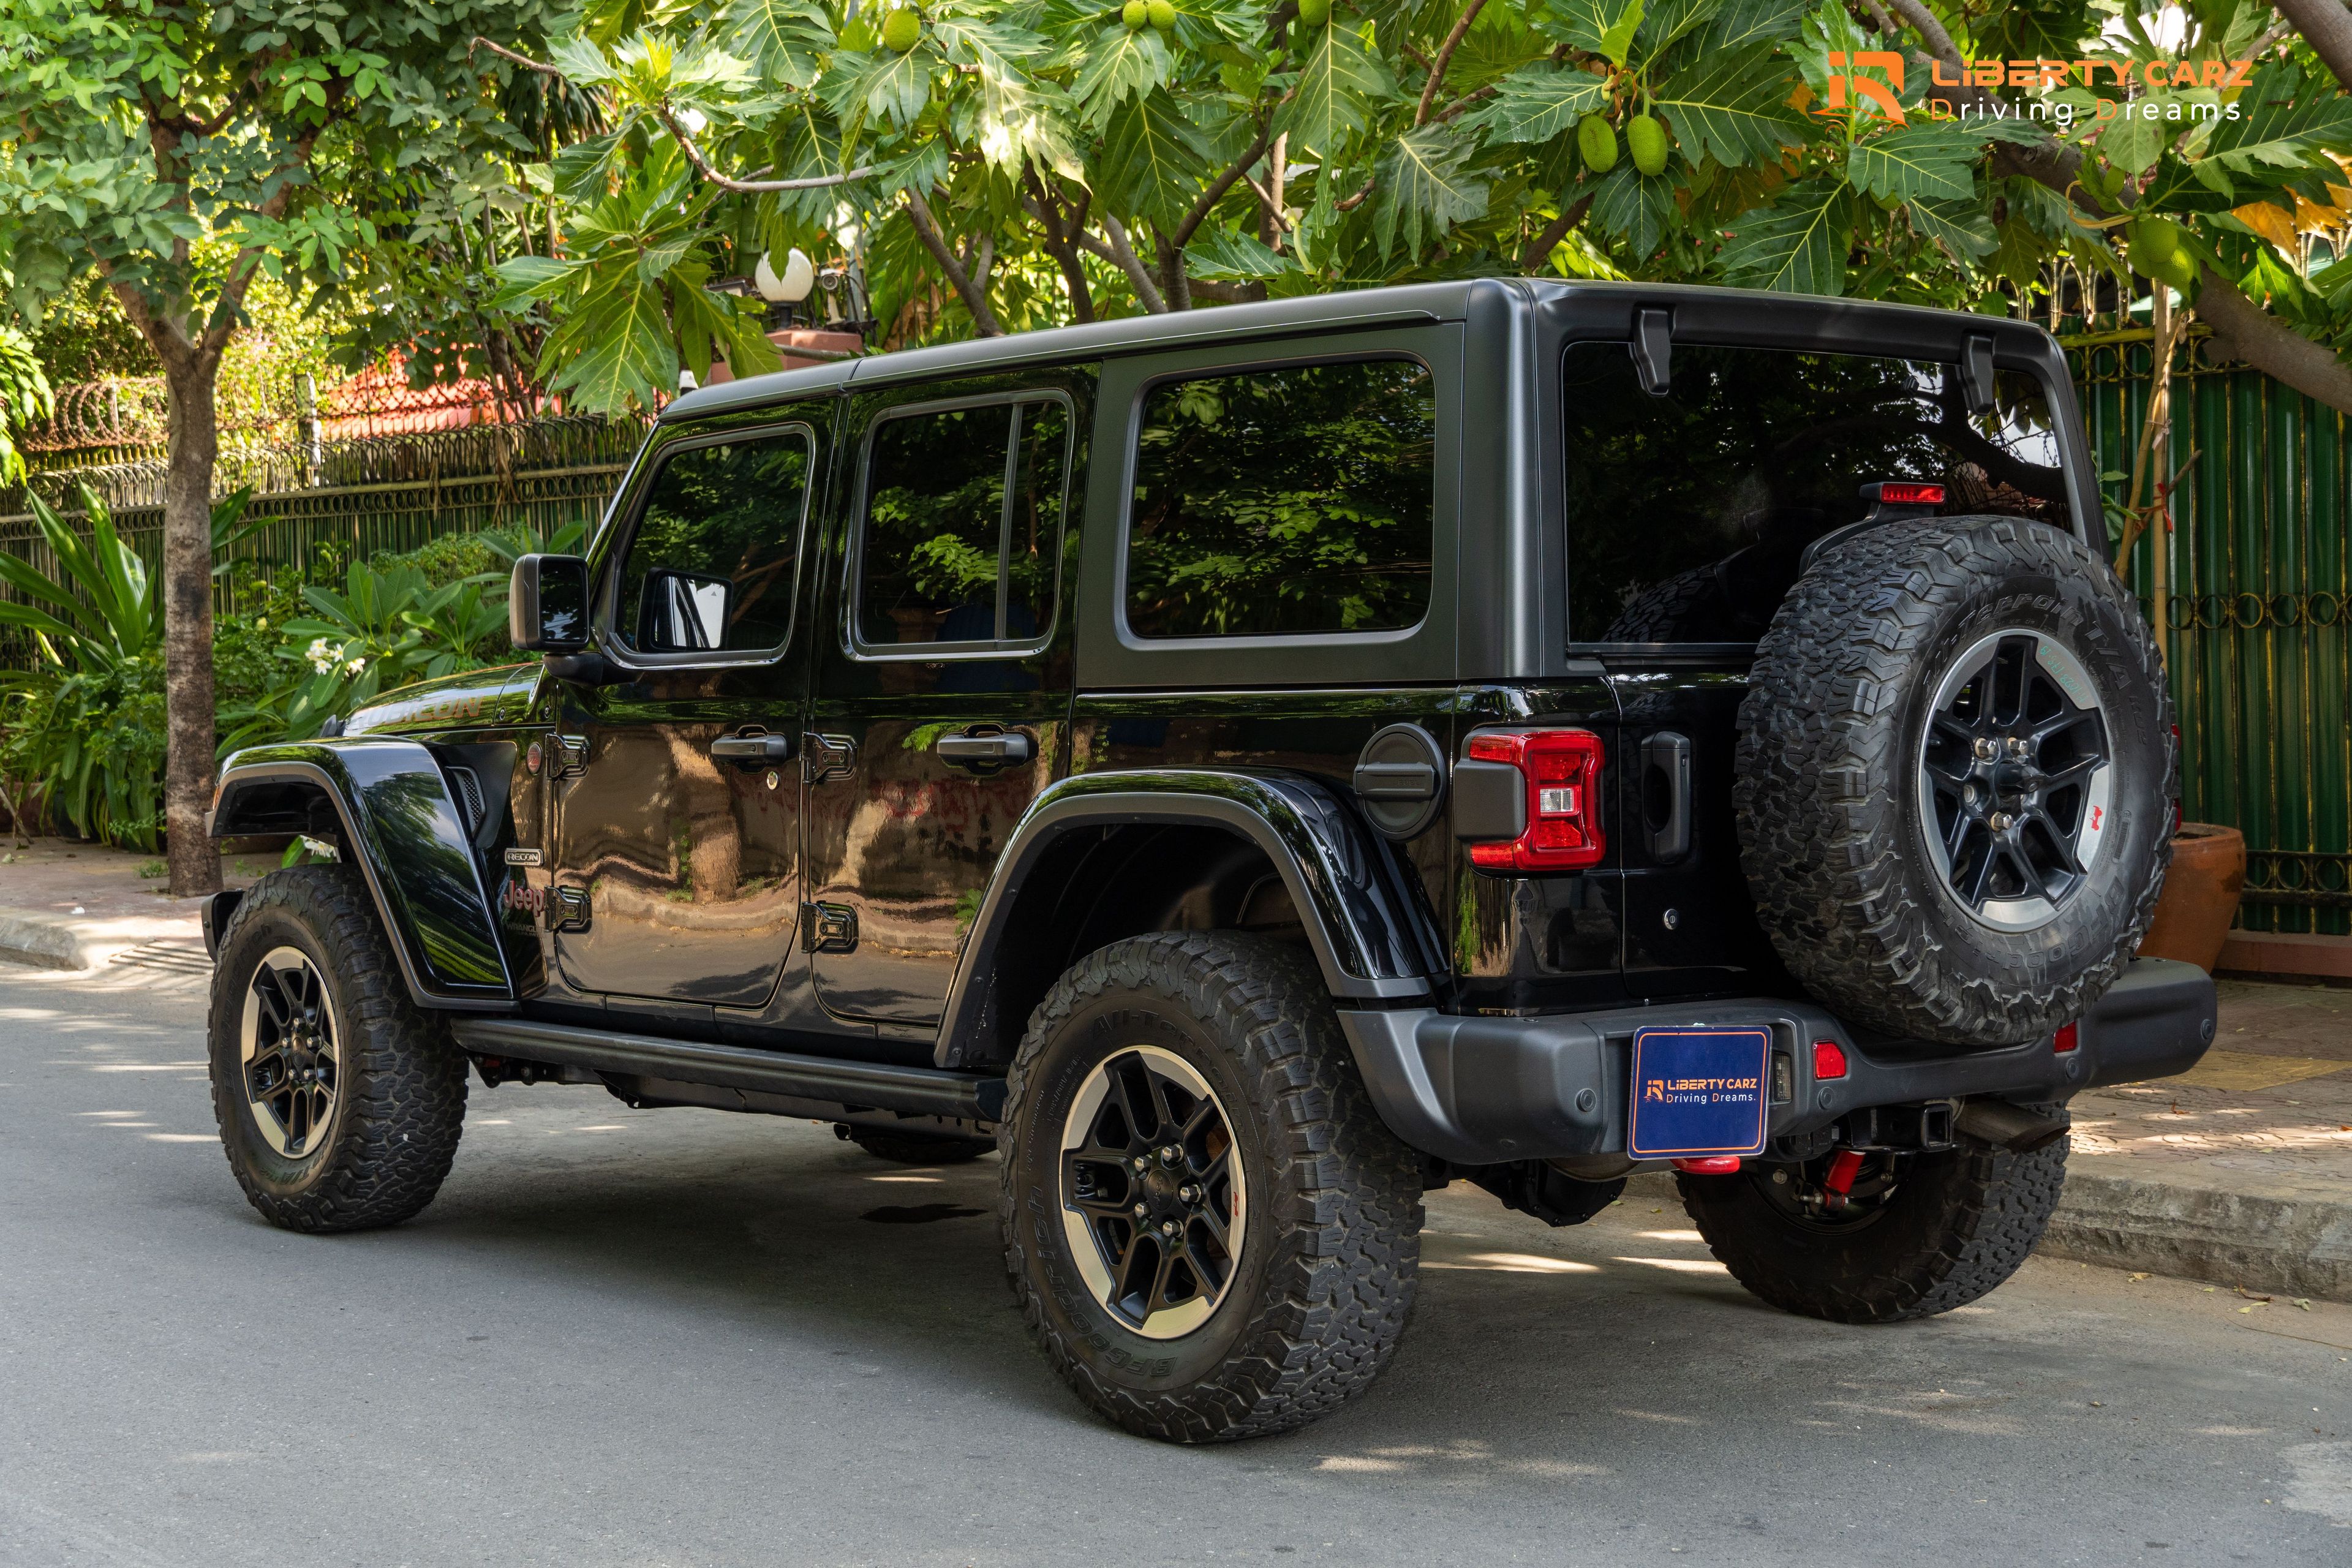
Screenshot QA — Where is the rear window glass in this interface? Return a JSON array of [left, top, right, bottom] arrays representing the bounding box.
[[1563, 342, 2070, 644], [1126, 358, 1435, 639], [860, 398, 1070, 649]]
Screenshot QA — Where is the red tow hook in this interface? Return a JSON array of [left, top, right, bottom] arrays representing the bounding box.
[[1671, 1156, 1743, 1175], [1820, 1148, 1866, 1212]]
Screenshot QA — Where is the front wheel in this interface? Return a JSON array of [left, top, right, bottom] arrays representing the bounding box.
[[1001, 933, 1423, 1442], [206, 865, 469, 1233], [1676, 1115, 2068, 1324]]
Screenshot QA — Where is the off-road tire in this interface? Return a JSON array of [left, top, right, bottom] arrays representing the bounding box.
[[1000, 932, 1422, 1442], [847, 1129, 994, 1164], [1736, 517, 2173, 1047], [1677, 1118, 2069, 1323], [207, 865, 468, 1233]]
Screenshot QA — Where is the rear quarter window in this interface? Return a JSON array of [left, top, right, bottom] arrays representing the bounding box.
[[1125, 357, 1435, 639], [1563, 342, 2070, 644]]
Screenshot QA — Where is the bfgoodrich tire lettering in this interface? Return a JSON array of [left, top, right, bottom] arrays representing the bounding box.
[[1735, 518, 2174, 1047], [1000, 933, 1422, 1442], [207, 865, 468, 1233]]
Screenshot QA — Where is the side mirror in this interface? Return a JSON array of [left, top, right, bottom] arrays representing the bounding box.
[[509, 554, 590, 653]]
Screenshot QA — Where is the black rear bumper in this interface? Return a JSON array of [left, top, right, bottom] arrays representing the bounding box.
[[1336, 958, 2217, 1167]]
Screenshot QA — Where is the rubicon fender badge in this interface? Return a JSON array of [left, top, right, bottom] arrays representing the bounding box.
[[503, 848, 543, 867]]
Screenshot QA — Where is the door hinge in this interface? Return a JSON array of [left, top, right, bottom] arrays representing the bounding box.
[[801, 900, 858, 953], [802, 733, 856, 785]]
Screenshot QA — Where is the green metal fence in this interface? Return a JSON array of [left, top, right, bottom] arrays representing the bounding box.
[[2077, 333, 2352, 936]]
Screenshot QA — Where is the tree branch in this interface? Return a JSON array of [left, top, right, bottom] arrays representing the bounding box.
[[1172, 122, 1272, 249], [470, 36, 567, 76], [2274, 0, 2352, 91], [905, 187, 1005, 336], [1155, 229, 1192, 311], [1416, 0, 1490, 127], [1518, 193, 1595, 273], [1095, 213, 1168, 312], [2196, 267, 2352, 409], [655, 105, 875, 190]]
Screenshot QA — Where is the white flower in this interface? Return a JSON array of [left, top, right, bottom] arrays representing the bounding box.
[[344, 656, 367, 675], [307, 638, 336, 674]]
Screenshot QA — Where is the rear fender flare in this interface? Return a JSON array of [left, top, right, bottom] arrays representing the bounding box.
[[208, 740, 515, 1010], [936, 769, 1439, 1068]]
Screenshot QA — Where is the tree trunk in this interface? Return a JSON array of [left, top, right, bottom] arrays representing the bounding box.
[[161, 358, 222, 897]]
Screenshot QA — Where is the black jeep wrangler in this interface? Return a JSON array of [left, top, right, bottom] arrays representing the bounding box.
[[203, 279, 2217, 1442]]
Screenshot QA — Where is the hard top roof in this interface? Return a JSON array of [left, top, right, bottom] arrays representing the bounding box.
[[660, 277, 2057, 424]]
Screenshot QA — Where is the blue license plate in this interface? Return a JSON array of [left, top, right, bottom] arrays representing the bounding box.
[[1627, 1027, 1771, 1159]]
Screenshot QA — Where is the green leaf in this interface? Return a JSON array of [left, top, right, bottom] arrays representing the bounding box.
[[546, 273, 678, 413], [1071, 24, 1172, 129], [1275, 23, 1396, 159], [1458, 64, 1613, 145], [2206, 64, 2352, 178], [1717, 178, 1853, 295], [1589, 162, 1677, 258], [1909, 197, 1997, 263], [1094, 87, 1213, 227], [1373, 125, 1491, 256], [493, 255, 581, 309], [1697, 0, 1806, 50], [1185, 225, 1295, 280], [1651, 43, 1807, 169], [724, 0, 828, 88], [1846, 122, 1986, 205], [1544, 0, 1646, 65]]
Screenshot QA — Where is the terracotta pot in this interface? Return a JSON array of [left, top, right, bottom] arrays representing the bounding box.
[[2138, 822, 2247, 973]]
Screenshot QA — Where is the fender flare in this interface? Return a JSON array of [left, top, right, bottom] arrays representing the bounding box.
[[208, 740, 516, 1011], [935, 769, 1441, 1068]]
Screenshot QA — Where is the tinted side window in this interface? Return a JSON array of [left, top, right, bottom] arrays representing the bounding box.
[[1564, 342, 2070, 644], [615, 429, 813, 655], [1126, 358, 1434, 639], [861, 399, 1070, 647]]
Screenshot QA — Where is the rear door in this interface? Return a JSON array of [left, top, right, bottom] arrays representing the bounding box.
[[1559, 336, 2082, 1000], [802, 372, 1085, 1028]]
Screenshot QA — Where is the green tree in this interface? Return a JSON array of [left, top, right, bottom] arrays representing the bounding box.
[[486, 1, 2352, 423], [0, 0, 567, 894]]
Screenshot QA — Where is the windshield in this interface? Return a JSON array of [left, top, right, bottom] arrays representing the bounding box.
[[1563, 341, 2073, 644]]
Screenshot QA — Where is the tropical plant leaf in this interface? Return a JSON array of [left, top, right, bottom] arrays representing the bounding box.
[[1651, 43, 1807, 169], [1846, 121, 1987, 204], [1542, 0, 1646, 66], [1373, 125, 1491, 255], [1185, 225, 1295, 279], [1094, 87, 1214, 226], [1275, 23, 1396, 158], [1697, 0, 1806, 50], [723, 0, 829, 88], [1909, 197, 1997, 262], [544, 272, 678, 413], [1717, 178, 1853, 294], [1071, 23, 1172, 129], [1589, 162, 1678, 258], [1457, 64, 1612, 145]]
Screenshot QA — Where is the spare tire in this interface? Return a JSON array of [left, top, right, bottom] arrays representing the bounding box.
[[1735, 517, 2173, 1047]]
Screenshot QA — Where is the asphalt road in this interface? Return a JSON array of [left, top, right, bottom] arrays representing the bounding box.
[[2, 959, 2348, 1568]]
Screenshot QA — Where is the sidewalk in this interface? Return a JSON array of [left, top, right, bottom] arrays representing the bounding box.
[[0, 840, 258, 971], [4, 843, 2348, 1300]]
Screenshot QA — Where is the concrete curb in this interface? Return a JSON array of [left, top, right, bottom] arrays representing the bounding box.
[[0, 903, 205, 973], [2040, 1165, 2352, 1303]]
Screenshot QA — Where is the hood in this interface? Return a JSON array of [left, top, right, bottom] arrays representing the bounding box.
[[342, 663, 542, 737]]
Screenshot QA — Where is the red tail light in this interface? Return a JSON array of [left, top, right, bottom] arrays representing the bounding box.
[[2053, 1022, 2079, 1053], [1812, 1039, 1849, 1080], [1464, 728, 1607, 872], [1877, 481, 1945, 505]]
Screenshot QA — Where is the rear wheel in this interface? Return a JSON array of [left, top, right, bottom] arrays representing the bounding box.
[[206, 866, 468, 1233], [1676, 1117, 2068, 1324], [1001, 932, 1422, 1442]]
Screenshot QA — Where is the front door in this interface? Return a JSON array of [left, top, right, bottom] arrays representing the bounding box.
[[548, 418, 823, 1007], [804, 379, 1084, 1028]]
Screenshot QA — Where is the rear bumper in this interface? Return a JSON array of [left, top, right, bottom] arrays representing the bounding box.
[[1338, 957, 2217, 1167]]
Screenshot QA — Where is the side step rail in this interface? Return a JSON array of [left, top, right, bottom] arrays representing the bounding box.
[[449, 1018, 1006, 1122]]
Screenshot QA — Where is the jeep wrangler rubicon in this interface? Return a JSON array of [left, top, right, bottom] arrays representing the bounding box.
[[203, 279, 2217, 1443]]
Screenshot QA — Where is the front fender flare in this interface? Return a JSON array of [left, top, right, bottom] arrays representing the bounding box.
[[937, 769, 1441, 1067], [208, 740, 515, 1011]]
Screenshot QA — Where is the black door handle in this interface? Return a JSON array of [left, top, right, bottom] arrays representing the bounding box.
[[936, 730, 1033, 766], [1643, 731, 1692, 863], [710, 733, 794, 765]]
